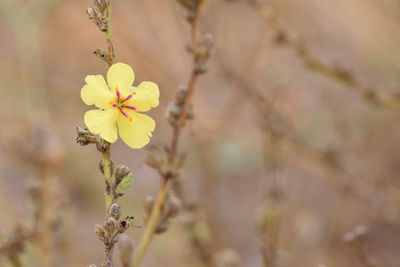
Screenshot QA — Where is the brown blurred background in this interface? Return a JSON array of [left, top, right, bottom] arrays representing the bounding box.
[[1, 0, 400, 266]]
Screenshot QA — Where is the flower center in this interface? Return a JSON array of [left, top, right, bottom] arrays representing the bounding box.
[[111, 89, 136, 121]]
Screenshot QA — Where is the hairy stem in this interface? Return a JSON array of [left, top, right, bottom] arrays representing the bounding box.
[[105, 1, 114, 67], [104, 246, 114, 267], [102, 149, 114, 210]]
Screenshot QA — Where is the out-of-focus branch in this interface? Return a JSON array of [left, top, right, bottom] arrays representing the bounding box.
[[247, 1, 400, 110], [217, 48, 400, 228], [133, 1, 211, 267]]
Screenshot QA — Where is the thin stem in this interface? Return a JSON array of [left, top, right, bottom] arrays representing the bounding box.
[[105, 1, 114, 67], [132, 178, 169, 267], [131, 3, 206, 267], [102, 149, 114, 210], [105, 246, 114, 267]]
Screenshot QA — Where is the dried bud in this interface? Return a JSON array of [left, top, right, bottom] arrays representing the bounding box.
[[190, 33, 213, 74], [166, 196, 181, 218], [166, 102, 182, 126], [76, 126, 97, 146], [146, 146, 185, 179], [115, 165, 130, 184], [176, 85, 188, 104], [95, 224, 106, 241], [87, 0, 110, 32], [118, 216, 134, 233], [104, 218, 117, 234], [93, 49, 108, 61], [108, 203, 122, 220], [96, 138, 110, 153]]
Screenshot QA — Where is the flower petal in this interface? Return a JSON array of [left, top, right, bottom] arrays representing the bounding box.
[[126, 81, 160, 112], [107, 62, 135, 96], [84, 109, 119, 143], [81, 77, 114, 108], [117, 112, 155, 149]]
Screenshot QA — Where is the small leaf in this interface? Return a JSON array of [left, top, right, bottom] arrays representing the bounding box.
[[116, 173, 133, 193]]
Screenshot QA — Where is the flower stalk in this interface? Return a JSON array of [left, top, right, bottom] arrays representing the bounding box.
[[102, 148, 114, 210]]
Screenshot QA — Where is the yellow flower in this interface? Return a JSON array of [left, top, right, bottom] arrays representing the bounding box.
[[81, 62, 159, 149]]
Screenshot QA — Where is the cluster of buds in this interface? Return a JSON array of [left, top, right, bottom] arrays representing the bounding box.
[[99, 163, 133, 200], [95, 203, 134, 248], [166, 85, 195, 127], [87, 0, 110, 32], [146, 146, 186, 179], [187, 33, 213, 74], [143, 195, 181, 234], [76, 126, 110, 153]]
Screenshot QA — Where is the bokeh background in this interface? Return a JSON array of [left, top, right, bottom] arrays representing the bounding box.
[[1, 0, 400, 266]]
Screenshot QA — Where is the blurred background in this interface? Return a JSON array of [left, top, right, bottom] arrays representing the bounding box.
[[1, 0, 400, 266]]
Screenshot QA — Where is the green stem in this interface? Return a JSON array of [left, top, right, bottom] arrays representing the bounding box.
[[102, 149, 113, 210]]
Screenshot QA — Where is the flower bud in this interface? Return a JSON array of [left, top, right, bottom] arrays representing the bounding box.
[[115, 165, 130, 184], [108, 203, 122, 220], [95, 224, 106, 241], [76, 126, 97, 146], [104, 218, 117, 234], [118, 216, 134, 233], [176, 85, 188, 104]]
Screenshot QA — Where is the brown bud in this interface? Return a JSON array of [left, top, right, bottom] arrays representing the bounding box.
[[118, 216, 134, 233], [176, 85, 188, 104], [95, 224, 106, 241], [108, 203, 122, 220], [115, 165, 130, 184], [104, 218, 117, 234], [76, 126, 97, 146]]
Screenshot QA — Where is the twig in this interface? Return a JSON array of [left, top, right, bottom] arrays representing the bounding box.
[[132, 1, 209, 266], [247, 1, 400, 110]]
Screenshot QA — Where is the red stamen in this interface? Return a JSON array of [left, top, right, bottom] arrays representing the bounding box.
[[116, 90, 121, 101], [123, 105, 136, 110], [122, 94, 133, 102], [119, 108, 132, 121]]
